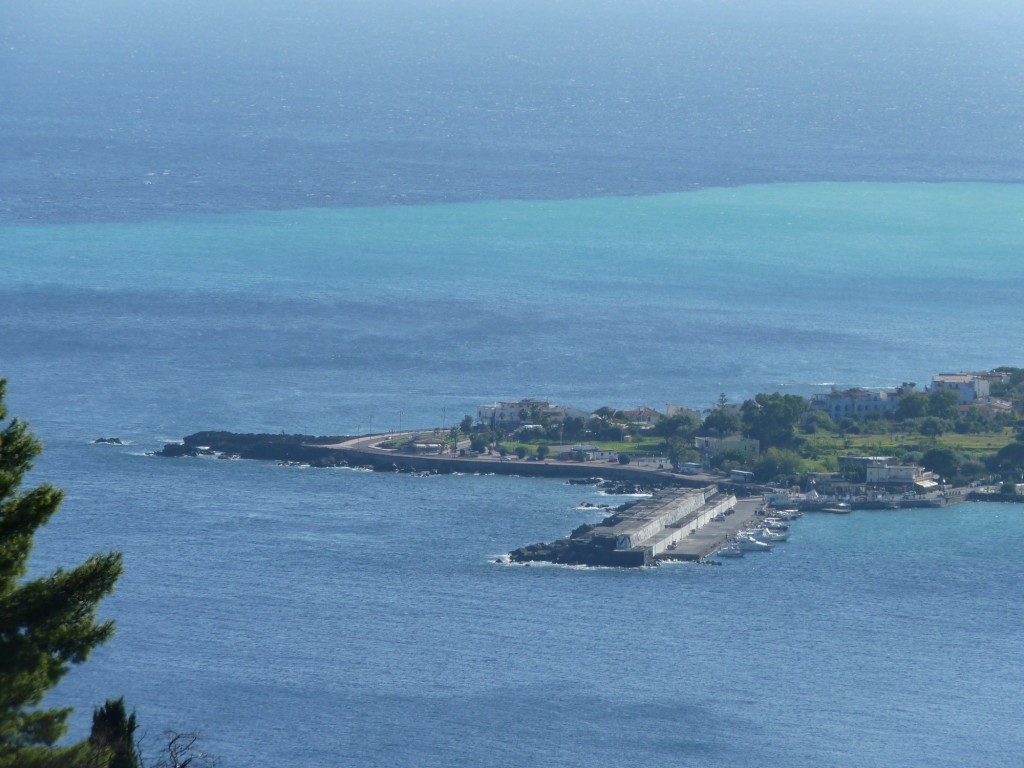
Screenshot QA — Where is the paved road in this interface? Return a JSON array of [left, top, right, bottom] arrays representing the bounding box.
[[319, 432, 727, 484]]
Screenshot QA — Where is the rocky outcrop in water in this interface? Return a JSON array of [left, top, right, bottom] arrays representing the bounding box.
[[153, 431, 349, 465]]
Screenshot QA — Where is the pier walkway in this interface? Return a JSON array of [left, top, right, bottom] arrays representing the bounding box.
[[655, 498, 763, 562]]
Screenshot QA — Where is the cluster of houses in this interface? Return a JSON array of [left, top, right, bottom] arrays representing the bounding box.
[[408, 371, 1012, 486], [809, 370, 1013, 420]]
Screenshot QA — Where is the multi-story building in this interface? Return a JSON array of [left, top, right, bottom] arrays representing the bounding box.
[[931, 373, 990, 404], [623, 406, 663, 426], [810, 383, 914, 420], [476, 399, 589, 428]]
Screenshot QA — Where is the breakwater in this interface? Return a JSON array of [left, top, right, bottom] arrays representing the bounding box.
[[154, 431, 712, 487], [509, 486, 739, 567]]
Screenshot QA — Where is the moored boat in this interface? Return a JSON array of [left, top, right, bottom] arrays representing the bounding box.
[[716, 543, 744, 558], [736, 535, 772, 551], [822, 502, 851, 514]]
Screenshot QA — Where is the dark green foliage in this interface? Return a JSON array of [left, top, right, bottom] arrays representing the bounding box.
[[927, 388, 961, 420], [697, 409, 740, 438], [753, 448, 803, 482], [895, 392, 929, 420], [741, 393, 808, 449], [651, 413, 700, 439], [710, 449, 750, 472], [919, 417, 951, 436], [921, 447, 960, 481], [536, 445, 550, 460], [459, 415, 474, 434], [666, 438, 699, 469], [801, 410, 836, 435], [90, 698, 138, 768], [0, 379, 123, 768], [617, 453, 631, 465], [514, 446, 527, 459], [469, 434, 489, 453], [988, 442, 1024, 473], [559, 416, 586, 442]]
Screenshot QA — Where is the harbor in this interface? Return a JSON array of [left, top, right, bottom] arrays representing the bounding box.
[[508, 486, 771, 567]]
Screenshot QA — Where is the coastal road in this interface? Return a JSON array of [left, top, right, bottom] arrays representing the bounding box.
[[317, 432, 724, 485]]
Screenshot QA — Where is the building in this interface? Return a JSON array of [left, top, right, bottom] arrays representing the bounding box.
[[664, 404, 701, 420], [407, 436, 448, 455], [477, 399, 589, 428], [959, 397, 1013, 415], [931, 373, 990, 404], [695, 435, 760, 462], [622, 405, 663, 426], [866, 463, 938, 491], [810, 384, 914, 420]]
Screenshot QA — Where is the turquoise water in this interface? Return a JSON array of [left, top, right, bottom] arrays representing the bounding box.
[[4, 182, 1024, 766], [6, 183, 1024, 439]]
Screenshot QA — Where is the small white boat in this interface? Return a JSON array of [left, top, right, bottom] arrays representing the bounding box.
[[716, 543, 744, 558], [753, 528, 789, 542], [736, 535, 772, 551], [822, 503, 852, 514]]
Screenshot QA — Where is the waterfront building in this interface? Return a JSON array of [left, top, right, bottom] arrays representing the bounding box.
[[931, 373, 990, 404], [866, 463, 938, 491], [695, 435, 760, 462], [664, 404, 701, 420], [476, 399, 589, 428], [622, 405, 663, 426], [810, 384, 914, 420]]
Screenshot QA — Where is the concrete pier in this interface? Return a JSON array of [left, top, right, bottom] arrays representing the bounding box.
[[654, 497, 763, 562], [509, 485, 752, 567]]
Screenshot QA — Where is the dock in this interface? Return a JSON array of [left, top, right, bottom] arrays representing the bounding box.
[[654, 497, 763, 562], [509, 485, 761, 567]]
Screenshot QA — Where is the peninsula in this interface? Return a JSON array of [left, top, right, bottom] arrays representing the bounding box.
[[153, 367, 1024, 565]]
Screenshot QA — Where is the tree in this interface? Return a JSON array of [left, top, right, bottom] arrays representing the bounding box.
[[918, 417, 949, 437], [148, 732, 217, 768], [651, 412, 700, 439], [711, 449, 749, 472], [753, 448, 803, 483], [895, 392, 929, 420], [536, 445, 550, 460], [697, 409, 740, 438], [666, 438, 699, 469], [617, 453, 631, 465], [740, 393, 808, 449], [927, 388, 961, 420], [801, 410, 835, 435], [560, 416, 585, 442], [459, 415, 473, 434], [90, 698, 139, 768], [514, 446, 527, 460], [921, 447, 960, 481], [0, 379, 124, 767]]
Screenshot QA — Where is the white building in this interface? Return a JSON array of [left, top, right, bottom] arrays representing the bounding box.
[[695, 435, 760, 461], [866, 463, 938, 490], [477, 399, 589, 428], [931, 373, 990, 404], [623, 406, 663, 426], [810, 384, 914, 420]]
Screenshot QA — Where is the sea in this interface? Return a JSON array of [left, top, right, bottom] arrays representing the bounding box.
[[3, 2, 1024, 766]]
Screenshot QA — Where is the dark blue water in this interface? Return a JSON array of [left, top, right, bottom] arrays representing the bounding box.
[[5, 2, 1024, 766], [4, 1, 1024, 223]]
